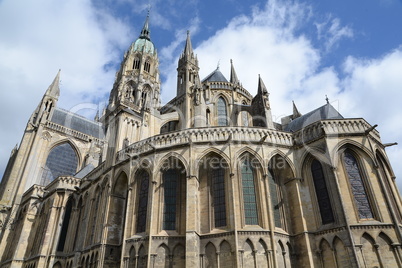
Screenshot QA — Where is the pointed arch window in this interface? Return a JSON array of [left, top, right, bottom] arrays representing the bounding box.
[[211, 166, 227, 227], [241, 158, 258, 225], [136, 171, 149, 233], [217, 97, 228, 126], [144, 60, 151, 72], [133, 57, 140, 70], [311, 160, 335, 224], [343, 151, 374, 219], [41, 143, 78, 185], [163, 169, 178, 230], [268, 168, 282, 228]]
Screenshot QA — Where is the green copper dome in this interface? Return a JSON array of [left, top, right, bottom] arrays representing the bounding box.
[[132, 38, 155, 55]]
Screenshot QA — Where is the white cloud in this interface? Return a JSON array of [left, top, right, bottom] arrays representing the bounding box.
[[316, 16, 353, 52], [0, 0, 130, 177]]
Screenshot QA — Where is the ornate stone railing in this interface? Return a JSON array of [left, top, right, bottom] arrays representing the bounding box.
[[45, 121, 104, 143], [293, 118, 380, 146], [45, 176, 81, 193], [117, 127, 293, 163], [22, 185, 46, 201]]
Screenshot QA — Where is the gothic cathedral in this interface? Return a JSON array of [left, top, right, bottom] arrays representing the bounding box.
[[1, 14, 401, 268]]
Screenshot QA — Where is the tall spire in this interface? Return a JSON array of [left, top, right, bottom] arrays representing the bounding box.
[[230, 59, 240, 85], [183, 30, 193, 57], [139, 10, 151, 40], [257, 74, 268, 95], [45, 69, 61, 99]]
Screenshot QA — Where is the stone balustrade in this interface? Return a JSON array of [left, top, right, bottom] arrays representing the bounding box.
[[21, 185, 46, 203], [293, 118, 380, 146], [45, 176, 81, 193], [117, 127, 293, 163], [117, 118, 381, 163], [45, 121, 103, 143]]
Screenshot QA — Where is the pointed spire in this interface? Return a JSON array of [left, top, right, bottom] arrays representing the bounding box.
[[183, 30, 194, 57], [257, 74, 268, 95], [230, 59, 240, 85], [292, 101, 302, 118], [139, 10, 151, 41], [45, 69, 61, 99]]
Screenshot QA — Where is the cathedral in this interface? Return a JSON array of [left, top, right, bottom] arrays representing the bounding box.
[[0, 14, 402, 268]]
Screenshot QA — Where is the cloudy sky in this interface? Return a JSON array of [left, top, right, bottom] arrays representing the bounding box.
[[1, 0, 401, 189]]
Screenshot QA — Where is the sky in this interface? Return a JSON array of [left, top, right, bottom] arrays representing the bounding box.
[[0, 0, 402, 189]]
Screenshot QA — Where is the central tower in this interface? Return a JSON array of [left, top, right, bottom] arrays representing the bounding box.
[[104, 13, 161, 167]]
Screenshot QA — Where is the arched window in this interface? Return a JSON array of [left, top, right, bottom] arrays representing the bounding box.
[[41, 143, 78, 185], [136, 171, 150, 233], [343, 151, 374, 219], [133, 57, 140, 69], [163, 169, 178, 230], [144, 60, 151, 72], [217, 97, 228, 126], [211, 165, 227, 227], [311, 160, 335, 224], [268, 168, 281, 228], [241, 158, 258, 225]]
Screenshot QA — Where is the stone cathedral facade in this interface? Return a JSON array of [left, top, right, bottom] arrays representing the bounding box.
[[0, 15, 402, 268]]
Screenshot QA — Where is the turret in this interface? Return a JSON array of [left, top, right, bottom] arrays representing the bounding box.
[[177, 31, 200, 96], [251, 75, 275, 129], [30, 70, 60, 127]]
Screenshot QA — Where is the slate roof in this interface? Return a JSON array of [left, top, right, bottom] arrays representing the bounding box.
[[284, 103, 343, 132], [51, 107, 105, 139], [74, 163, 95, 179], [202, 68, 228, 83]]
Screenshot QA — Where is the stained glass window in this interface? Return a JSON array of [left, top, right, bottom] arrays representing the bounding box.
[[217, 97, 228, 126], [136, 171, 149, 233], [268, 168, 282, 228], [343, 151, 374, 219], [212, 166, 226, 227], [241, 159, 258, 225], [163, 169, 178, 230], [311, 160, 335, 224], [41, 143, 78, 185]]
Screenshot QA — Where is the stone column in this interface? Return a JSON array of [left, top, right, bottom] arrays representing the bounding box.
[[185, 173, 200, 267]]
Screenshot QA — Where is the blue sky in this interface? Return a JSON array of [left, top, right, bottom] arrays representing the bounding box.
[[1, 0, 402, 189]]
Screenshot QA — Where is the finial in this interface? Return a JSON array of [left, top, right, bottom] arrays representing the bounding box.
[[325, 95, 329, 104], [187, 30, 190, 36], [217, 60, 220, 70]]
